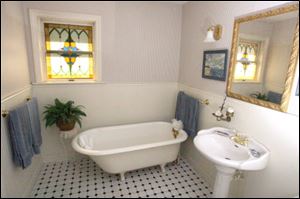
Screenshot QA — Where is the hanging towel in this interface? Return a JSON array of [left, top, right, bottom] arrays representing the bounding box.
[[267, 91, 282, 104], [78, 135, 93, 150], [175, 91, 199, 137], [26, 97, 42, 154], [8, 104, 34, 169]]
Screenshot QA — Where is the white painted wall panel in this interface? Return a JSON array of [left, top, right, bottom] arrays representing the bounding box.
[[1, 2, 42, 197], [22, 1, 182, 83], [1, 1, 31, 99], [1, 87, 43, 198], [32, 83, 178, 162]]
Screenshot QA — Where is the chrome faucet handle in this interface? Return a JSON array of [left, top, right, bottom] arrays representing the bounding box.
[[231, 129, 237, 135]]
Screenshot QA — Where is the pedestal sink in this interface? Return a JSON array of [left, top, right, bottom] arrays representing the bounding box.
[[193, 127, 270, 198]]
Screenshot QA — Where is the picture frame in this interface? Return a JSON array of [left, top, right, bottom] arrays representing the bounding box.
[[202, 49, 228, 81]]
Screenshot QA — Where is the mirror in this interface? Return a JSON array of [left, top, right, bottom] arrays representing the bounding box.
[[227, 3, 299, 112]]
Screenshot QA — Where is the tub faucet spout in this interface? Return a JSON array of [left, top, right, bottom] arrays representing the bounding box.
[[172, 128, 179, 139]]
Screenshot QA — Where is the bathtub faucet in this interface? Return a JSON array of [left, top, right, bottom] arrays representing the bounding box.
[[172, 128, 179, 139]]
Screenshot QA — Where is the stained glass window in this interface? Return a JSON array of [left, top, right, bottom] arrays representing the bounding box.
[[234, 39, 261, 81], [44, 23, 94, 79]]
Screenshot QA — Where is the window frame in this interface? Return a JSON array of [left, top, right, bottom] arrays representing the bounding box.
[[29, 9, 102, 84], [233, 38, 262, 83]]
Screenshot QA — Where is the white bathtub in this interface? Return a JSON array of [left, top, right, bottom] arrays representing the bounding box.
[[72, 121, 188, 180]]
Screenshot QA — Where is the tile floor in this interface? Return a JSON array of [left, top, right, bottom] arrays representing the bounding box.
[[31, 157, 213, 198]]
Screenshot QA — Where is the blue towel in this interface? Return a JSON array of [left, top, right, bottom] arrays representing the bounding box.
[[175, 91, 199, 137], [8, 104, 34, 169], [268, 91, 282, 104], [26, 97, 42, 154]]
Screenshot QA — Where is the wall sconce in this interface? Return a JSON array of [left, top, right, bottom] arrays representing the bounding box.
[[204, 24, 223, 42], [212, 96, 234, 122]]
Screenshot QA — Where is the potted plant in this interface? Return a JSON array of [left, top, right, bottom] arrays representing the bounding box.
[[43, 98, 87, 131], [250, 92, 269, 101]]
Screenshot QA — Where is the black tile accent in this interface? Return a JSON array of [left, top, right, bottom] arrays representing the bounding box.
[[31, 158, 212, 198]]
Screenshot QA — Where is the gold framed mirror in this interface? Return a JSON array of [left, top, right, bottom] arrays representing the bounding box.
[[226, 3, 299, 112]]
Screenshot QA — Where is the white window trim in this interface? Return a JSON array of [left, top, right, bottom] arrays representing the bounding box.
[[29, 9, 102, 84]]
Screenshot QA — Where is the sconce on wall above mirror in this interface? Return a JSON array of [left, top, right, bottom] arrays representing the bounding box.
[[204, 24, 223, 42], [226, 3, 299, 113]]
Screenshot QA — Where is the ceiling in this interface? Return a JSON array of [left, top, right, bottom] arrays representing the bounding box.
[[159, 1, 188, 4]]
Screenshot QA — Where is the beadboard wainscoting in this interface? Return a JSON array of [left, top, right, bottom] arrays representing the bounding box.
[[32, 82, 178, 162], [1, 86, 43, 198]]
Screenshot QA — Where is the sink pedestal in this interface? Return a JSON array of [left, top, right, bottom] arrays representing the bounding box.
[[213, 165, 236, 198], [193, 127, 270, 198]]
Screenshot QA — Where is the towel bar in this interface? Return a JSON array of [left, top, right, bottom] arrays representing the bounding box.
[[200, 99, 209, 105], [1, 97, 32, 118]]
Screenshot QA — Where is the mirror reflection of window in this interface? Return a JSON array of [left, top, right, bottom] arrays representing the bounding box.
[[227, 3, 299, 113], [234, 39, 261, 82]]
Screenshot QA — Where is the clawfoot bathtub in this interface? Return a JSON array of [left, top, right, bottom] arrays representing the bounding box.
[[72, 122, 187, 181]]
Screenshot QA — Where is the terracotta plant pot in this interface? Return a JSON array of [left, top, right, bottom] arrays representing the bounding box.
[[56, 120, 76, 131]]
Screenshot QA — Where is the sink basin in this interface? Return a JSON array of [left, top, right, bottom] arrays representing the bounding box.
[[194, 127, 270, 170], [193, 127, 270, 197]]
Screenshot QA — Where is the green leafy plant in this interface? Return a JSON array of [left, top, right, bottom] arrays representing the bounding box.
[[43, 98, 87, 131], [250, 92, 269, 101]]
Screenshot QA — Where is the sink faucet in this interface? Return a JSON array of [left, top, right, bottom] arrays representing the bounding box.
[[230, 133, 248, 146]]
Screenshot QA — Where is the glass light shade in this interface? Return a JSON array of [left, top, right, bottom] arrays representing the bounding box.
[[204, 29, 216, 43]]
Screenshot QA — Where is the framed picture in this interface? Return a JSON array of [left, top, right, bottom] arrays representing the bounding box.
[[202, 49, 228, 81]]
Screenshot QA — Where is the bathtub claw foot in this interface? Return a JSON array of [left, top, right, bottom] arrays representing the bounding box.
[[175, 156, 180, 165], [120, 172, 125, 181], [160, 164, 166, 173]]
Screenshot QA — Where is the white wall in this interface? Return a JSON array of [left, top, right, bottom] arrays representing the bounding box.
[[2, 2, 182, 196], [231, 82, 264, 97], [1, 2, 43, 198], [1, 88, 43, 198], [179, 1, 295, 94], [179, 1, 299, 198], [2, 1, 299, 198], [1, 1, 31, 98], [264, 18, 298, 93], [20, 1, 182, 163], [23, 1, 182, 83], [32, 83, 178, 162], [22, 1, 182, 163]]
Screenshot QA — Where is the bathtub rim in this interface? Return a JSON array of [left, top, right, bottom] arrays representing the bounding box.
[[72, 121, 188, 156]]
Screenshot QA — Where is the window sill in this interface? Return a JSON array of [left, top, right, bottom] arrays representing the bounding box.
[[32, 80, 105, 85], [233, 80, 261, 84]]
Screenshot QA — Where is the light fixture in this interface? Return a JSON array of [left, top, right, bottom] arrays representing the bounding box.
[[204, 24, 223, 42]]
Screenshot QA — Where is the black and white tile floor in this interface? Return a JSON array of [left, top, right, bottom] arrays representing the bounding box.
[[31, 157, 213, 198]]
